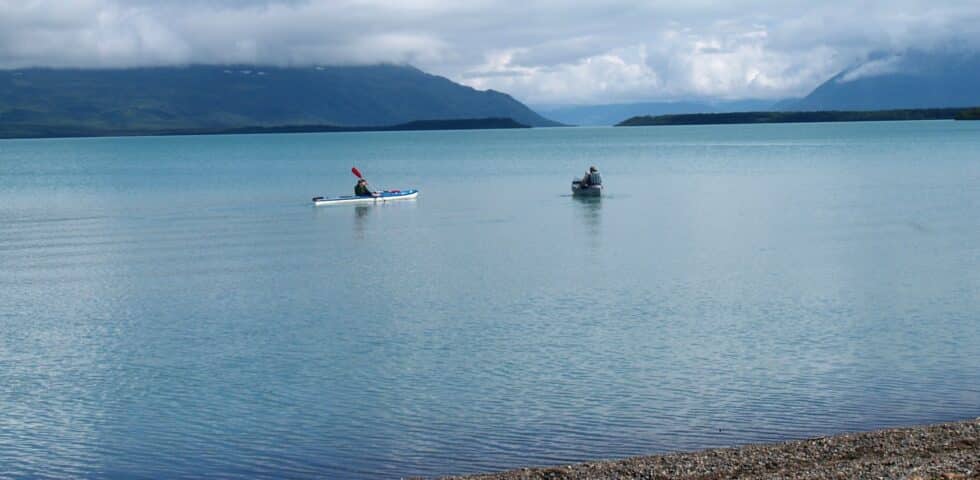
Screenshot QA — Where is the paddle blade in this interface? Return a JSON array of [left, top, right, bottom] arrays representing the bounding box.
[[351, 167, 363, 178]]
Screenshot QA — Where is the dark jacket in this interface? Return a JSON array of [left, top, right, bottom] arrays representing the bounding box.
[[355, 183, 374, 196], [581, 172, 602, 186]]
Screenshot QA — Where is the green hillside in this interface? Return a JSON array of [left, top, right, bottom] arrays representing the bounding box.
[[0, 64, 559, 137], [955, 108, 980, 120]]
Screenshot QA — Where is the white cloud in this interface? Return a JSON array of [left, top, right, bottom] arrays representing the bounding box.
[[465, 46, 661, 104], [1, 0, 979, 103], [838, 55, 904, 83]]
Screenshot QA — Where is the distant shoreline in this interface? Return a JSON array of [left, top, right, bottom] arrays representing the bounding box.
[[0, 117, 530, 140], [444, 418, 980, 479], [617, 107, 980, 126]]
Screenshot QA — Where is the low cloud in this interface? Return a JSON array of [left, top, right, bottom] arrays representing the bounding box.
[[838, 55, 904, 83], [464, 46, 661, 104], [1, 0, 978, 104]]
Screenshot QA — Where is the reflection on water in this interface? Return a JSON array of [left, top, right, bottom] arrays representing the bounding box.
[[354, 205, 372, 238], [354, 205, 372, 218], [572, 196, 602, 250], [312, 202, 403, 240]]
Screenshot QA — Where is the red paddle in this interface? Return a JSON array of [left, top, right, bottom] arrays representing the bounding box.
[[351, 166, 381, 196]]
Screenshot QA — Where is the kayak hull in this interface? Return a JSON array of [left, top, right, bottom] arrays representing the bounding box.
[[312, 189, 419, 206], [571, 181, 602, 197]]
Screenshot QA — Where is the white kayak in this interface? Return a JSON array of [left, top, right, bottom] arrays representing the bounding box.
[[312, 189, 419, 206], [571, 180, 602, 197]]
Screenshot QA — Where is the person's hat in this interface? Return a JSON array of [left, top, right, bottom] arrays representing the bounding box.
[[589, 165, 598, 172]]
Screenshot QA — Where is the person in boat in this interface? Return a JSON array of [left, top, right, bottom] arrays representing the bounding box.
[[580, 166, 602, 187], [354, 178, 377, 197]]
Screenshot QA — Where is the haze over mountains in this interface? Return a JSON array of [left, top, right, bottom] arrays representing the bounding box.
[[542, 50, 980, 125], [0, 64, 558, 136]]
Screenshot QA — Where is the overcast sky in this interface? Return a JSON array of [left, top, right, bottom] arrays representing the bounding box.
[[2, 0, 978, 104]]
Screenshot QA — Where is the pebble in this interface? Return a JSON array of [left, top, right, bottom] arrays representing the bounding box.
[[435, 418, 980, 480]]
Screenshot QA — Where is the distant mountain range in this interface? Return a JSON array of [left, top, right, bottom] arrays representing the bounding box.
[[0, 64, 559, 137], [3, 50, 978, 137], [783, 50, 980, 111]]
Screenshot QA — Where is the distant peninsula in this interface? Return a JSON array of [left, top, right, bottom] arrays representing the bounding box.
[[955, 108, 980, 120], [0, 117, 529, 140], [218, 117, 531, 133], [616, 107, 978, 126]]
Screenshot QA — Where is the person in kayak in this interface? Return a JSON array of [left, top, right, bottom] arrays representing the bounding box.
[[354, 178, 377, 197], [580, 166, 601, 187]]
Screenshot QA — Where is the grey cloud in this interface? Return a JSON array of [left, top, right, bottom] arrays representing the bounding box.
[[1, 0, 978, 103]]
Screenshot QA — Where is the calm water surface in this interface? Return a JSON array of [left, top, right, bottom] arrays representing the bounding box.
[[2, 121, 979, 479]]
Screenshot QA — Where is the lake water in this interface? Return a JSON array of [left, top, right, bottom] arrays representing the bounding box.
[[2, 121, 979, 479]]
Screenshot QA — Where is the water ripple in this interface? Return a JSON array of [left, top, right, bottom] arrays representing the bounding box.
[[2, 123, 980, 478]]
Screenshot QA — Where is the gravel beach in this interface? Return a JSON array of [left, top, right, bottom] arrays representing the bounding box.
[[441, 418, 980, 480]]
